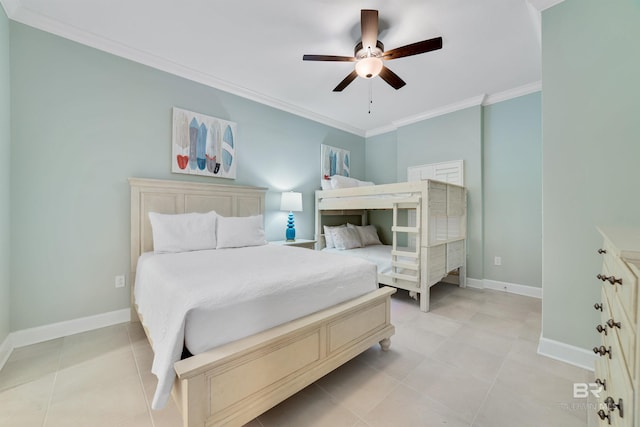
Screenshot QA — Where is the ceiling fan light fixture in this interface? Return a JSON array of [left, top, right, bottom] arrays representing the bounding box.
[[355, 57, 383, 79]]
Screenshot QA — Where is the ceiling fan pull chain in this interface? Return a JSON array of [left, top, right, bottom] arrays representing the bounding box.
[[368, 80, 373, 114]]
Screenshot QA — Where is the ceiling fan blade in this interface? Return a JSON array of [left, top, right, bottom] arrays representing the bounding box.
[[303, 54, 356, 62], [360, 9, 379, 50], [382, 37, 443, 60], [333, 70, 358, 92], [378, 66, 406, 90]]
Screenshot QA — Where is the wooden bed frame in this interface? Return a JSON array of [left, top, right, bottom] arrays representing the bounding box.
[[129, 178, 395, 427], [315, 180, 467, 312]]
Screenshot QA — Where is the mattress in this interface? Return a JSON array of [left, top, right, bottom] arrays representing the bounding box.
[[322, 244, 412, 275], [134, 244, 377, 409]]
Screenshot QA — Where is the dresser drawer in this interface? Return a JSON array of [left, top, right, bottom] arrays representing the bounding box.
[[596, 228, 640, 427], [593, 357, 611, 427], [608, 292, 636, 377], [606, 353, 634, 427], [599, 238, 639, 324], [612, 256, 638, 324]]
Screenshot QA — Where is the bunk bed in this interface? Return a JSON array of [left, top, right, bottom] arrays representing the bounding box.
[[315, 179, 467, 312]]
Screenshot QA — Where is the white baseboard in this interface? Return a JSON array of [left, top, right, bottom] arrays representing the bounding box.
[[466, 278, 484, 289], [0, 333, 12, 371], [9, 308, 131, 350], [463, 278, 542, 299], [483, 279, 542, 299], [538, 335, 596, 371]]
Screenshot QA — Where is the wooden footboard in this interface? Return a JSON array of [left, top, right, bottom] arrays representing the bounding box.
[[171, 286, 396, 427]]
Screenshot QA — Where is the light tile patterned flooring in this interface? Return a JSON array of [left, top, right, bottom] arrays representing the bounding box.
[[1, 283, 596, 427]]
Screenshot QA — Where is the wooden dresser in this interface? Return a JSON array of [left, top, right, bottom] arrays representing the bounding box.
[[594, 227, 640, 426]]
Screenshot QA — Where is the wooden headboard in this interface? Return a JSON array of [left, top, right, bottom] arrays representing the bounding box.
[[129, 177, 267, 274]]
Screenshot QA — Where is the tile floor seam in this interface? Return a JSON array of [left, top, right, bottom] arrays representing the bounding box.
[[396, 372, 464, 422], [40, 338, 65, 427], [357, 380, 402, 425], [127, 325, 156, 427], [468, 339, 513, 427]]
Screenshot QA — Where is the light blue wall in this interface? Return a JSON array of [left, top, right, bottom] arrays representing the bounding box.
[[364, 131, 397, 185], [542, 0, 640, 349], [396, 107, 484, 280], [364, 131, 397, 244], [366, 97, 543, 288], [483, 93, 542, 287], [0, 7, 10, 344], [9, 23, 364, 331]]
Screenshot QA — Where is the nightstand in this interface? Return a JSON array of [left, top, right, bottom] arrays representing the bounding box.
[[269, 239, 317, 250]]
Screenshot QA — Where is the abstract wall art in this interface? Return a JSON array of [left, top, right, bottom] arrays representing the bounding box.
[[172, 107, 237, 179], [321, 144, 350, 179]]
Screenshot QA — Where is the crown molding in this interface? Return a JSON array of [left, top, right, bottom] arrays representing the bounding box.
[[6, 4, 366, 137], [0, 0, 20, 16], [482, 80, 542, 106], [365, 123, 398, 138], [393, 94, 486, 127], [526, 0, 566, 12], [4, 1, 543, 140], [365, 81, 542, 138]]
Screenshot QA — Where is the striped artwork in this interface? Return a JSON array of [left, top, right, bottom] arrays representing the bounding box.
[[172, 107, 237, 179]]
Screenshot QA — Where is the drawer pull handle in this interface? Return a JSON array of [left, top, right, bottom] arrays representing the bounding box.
[[598, 249, 607, 254], [593, 345, 611, 358], [594, 303, 603, 311], [597, 409, 611, 424], [595, 378, 607, 391], [596, 324, 607, 335], [604, 397, 623, 418], [607, 276, 622, 285], [606, 319, 621, 329]]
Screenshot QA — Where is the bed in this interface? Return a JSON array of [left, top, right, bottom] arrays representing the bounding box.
[[129, 178, 395, 427], [315, 178, 467, 312]]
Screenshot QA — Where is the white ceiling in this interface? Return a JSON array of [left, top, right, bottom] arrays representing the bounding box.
[[2, 0, 562, 136]]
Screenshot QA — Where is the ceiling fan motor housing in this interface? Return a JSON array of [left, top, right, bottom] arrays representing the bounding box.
[[354, 41, 385, 60]]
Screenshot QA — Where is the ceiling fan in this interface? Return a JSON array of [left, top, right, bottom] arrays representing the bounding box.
[[303, 9, 443, 92]]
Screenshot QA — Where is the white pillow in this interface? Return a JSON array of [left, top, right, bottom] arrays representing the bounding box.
[[332, 227, 363, 250], [320, 178, 332, 190], [330, 175, 375, 189], [216, 214, 267, 249], [348, 224, 382, 246], [148, 211, 217, 253], [323, 224, 346, 249]]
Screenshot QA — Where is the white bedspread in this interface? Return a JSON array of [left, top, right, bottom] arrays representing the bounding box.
[[134, 244, 377, 409]]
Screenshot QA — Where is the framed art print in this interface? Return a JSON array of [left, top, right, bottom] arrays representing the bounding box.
[[172, 107, 237, 179]]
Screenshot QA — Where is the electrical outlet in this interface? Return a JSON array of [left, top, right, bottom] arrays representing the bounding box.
[[494, 256, 502, 266], [115, 275, 126, 288]]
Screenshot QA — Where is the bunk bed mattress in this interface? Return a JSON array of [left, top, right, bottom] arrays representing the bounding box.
[[134, 244, 377, 409], [322, 244, 411, 275]]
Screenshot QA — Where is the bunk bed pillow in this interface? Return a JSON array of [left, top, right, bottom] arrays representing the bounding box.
[[347, 224, 382, 246], [330, 175, 374, 189], [148, 211, 218, 254], [323, 224, 346, 249], [216, 214, 267, 249], [332, 227, 363, 250], [321, 178, 332, 190]]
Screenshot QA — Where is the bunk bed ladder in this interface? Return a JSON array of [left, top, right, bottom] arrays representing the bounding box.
[[390, 199, 421, 289]]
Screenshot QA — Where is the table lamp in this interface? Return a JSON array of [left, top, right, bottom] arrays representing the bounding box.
[[280, 191, 303, 241]]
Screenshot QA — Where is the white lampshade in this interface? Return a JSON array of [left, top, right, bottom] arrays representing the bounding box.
[[355, 57, 383, 79], [280, 191, 303, 212]]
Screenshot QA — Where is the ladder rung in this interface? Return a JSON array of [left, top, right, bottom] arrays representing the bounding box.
[[392, 250, 419, 258], [389, 272, 419, 282], [392, 226, 419, 234], [392, 261, 419, 270]]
